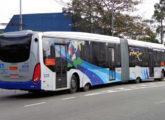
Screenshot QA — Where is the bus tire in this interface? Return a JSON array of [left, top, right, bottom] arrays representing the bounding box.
[[83, 83, 91, 92], [69, 75, 78, 93], [135, 77, 141, 84]]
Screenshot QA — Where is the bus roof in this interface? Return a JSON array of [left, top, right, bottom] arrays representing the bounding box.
[[128, 39, 165, 50], [43, 31, 121, 44], [43, 31, 165, 50], [1, 30, 165, 50], [0, 30, 33, 37]]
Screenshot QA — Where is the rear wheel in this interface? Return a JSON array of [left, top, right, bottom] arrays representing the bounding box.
[[69, 75, 78, 93], [83, 83, 91, 92], [135, 77, 141, 84]]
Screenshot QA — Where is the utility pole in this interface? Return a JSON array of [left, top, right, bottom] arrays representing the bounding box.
[[19, 0, 22, 31], [111, 2, 114, 36], [88, 0, 92, 33]]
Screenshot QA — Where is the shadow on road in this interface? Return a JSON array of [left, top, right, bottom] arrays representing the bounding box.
[[0, 80, 162, 100], [0, 90, 70, 100]]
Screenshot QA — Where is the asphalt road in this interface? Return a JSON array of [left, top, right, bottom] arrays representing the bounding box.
[[1, 81, 165, 120]]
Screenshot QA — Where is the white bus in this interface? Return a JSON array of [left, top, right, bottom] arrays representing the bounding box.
[[0, 30, 165, 93]]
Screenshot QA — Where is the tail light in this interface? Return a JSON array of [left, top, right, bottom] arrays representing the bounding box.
[[33, 63, 41, 83]]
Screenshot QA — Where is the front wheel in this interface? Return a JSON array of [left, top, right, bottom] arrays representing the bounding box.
[[69, 75, 78, 93]]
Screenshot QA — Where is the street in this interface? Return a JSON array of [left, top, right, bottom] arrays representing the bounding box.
[[0, 81, 165, 120]]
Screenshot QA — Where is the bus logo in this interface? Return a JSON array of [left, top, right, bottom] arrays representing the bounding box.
[[129, 47, 142, 62]]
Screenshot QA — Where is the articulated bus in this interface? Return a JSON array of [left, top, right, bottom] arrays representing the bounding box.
[[0, 30, 165, 93]]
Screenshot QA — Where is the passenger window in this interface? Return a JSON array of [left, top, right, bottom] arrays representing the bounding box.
[[43, 40, 56, 71]]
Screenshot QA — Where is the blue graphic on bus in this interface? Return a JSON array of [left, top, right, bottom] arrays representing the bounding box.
[[50, 40, 124, 86], [0, 64, 4, 69], [19, 63, 29, 73], [44, 74, 49, 78]]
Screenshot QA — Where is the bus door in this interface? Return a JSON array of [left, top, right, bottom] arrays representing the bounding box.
[[149, 50, 154, 77], [108, 47, 116, 80], [55, 44, 68, 89]]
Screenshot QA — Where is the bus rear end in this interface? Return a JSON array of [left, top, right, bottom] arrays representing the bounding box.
[[0, 31, 41, 90]]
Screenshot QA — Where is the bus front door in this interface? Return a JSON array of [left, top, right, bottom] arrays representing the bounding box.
[[108, 47, 116, 80], [55, 44, 68, 89]]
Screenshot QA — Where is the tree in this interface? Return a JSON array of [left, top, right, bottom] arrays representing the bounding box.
[[63, 0, 158, 43], [63, 0, 98, 33], [0, 31, 3, 34], [64, 0, 140, 33], [93, 0, 140, 35], [153, 0, 165, 44]]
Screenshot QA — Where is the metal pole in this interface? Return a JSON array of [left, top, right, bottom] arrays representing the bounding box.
[[19, 0, 22, 31], [111, 2, 114, 36]]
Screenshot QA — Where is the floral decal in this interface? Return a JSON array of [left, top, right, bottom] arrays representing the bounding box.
[[68, 41, 82, 68]]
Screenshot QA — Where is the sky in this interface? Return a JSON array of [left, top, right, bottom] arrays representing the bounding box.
[[0, 0, 160, 29]]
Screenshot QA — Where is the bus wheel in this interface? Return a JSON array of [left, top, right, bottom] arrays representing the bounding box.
[[83, 83, 91, 92], [69, 75, 78, 93], [135, 77, 141, 84]]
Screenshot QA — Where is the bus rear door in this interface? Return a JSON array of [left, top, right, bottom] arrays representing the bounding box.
[[55, 44, 68, 89]]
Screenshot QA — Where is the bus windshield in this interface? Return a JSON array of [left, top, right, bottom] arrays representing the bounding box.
[[0, 34, 32, 63]]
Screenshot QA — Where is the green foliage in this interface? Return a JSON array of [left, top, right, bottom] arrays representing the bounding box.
[[140, 36, 159, 43], [153, 0, 165, 43], [63, 0, 157, 43], [63, 0, 141, 33], [0, 31, 3, 34], [153, 0, 165, 22]]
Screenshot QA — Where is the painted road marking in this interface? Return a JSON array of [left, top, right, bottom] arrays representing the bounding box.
[[85, 83, 165, 97], [140, 84, 148, 87], [22, 82, 165, 106], [24, 102, 46, 108], [84, 91, 107, 97], [114, 87, 133, 91], [62, 97, 76, 100], [106, 90, 117, 93]]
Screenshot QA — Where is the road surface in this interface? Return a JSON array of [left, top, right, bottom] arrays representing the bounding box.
[[0, 81, 165, 120]]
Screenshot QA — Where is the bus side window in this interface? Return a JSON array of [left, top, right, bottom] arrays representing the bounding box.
[[114, 44, 121, 67], [43, 41, 56, 72], [129, 46, 136, 67], [91, 42, 106, 67], [81, 41, 92, 63]]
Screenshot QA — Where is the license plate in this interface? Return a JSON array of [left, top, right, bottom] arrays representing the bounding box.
[[10, 74, 19, 79]]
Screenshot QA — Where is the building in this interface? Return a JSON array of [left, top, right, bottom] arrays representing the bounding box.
[[4, 12, 76, 32]]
